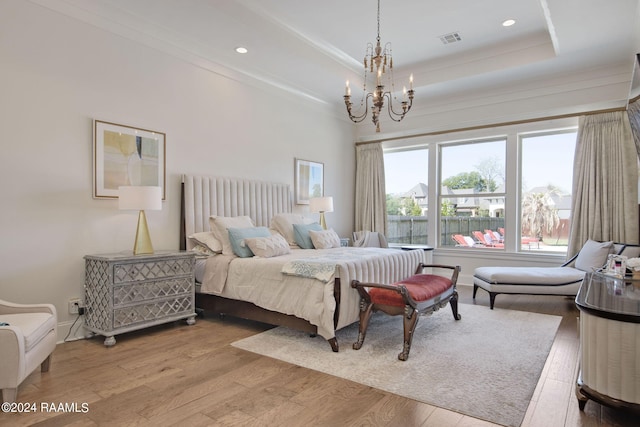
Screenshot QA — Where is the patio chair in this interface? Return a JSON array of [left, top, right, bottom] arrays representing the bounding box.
[[485, 229, 503, 243], [472, 231, 504, 248], [452, 234, 476, 247]]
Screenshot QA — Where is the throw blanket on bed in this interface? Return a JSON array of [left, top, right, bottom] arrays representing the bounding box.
[[282, 260, 336, 282], [281, 247, 403, 283]]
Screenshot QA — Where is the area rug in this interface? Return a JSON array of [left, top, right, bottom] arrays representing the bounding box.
[[232, 303, 562, 427]]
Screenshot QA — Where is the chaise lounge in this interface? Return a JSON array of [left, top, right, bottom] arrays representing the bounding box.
[[473, 240, 640, 309]]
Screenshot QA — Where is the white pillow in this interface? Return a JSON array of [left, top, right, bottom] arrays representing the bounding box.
[[191, 244, 216, 256], [574, 239, 613, 272], [270, 213, 314, 247], [209, 216, 255, 256], [188, 231, 222, 253], [244, 234, 291, 258], [309, 229, 341, 249]]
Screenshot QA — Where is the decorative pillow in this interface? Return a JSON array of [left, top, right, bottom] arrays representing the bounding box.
[[270, 213, 314, 247], [227, 227, 271, 258], [309, 229, 341, 249], [574, 239, 614, 272], [191, 243, 217, 256], [209, 216, 255, 256], [188, 231, 223, 253], [244, 234, 291, 258], [292, 222, 324, 249]]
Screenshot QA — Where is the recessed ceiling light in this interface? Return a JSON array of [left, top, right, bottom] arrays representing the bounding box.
[[235, 47, 248, 54], [502, 19, 516, 27]]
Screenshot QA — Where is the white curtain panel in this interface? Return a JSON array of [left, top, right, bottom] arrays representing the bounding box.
[[568, 111, 639, 257], [627, 98, 640, 155], [355, 143, 388, 235]]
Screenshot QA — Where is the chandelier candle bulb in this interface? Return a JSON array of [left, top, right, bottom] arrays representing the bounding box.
[[410, 73, 413, 90]]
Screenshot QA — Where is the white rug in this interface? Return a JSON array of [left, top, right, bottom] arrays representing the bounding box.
[[232, 303, 562, 427]]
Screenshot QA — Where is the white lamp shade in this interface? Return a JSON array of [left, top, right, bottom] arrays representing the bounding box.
[[118, 186, 162, 211], [309, 196, 333, 213]]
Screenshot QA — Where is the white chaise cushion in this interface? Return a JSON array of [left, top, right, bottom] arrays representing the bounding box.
[[474, 266, 585, 286]]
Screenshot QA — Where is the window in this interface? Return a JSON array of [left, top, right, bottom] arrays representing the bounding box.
[[440, 139, 506, 249], [383, 121, 578, 255], [520, 130, 576, 253], [384, 148, 428, 244]]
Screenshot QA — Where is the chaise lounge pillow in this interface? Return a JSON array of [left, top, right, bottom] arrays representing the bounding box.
[[574, 239, 613, 272]]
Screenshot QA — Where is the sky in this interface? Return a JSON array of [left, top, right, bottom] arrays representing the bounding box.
[[384, 132, 577, 195]]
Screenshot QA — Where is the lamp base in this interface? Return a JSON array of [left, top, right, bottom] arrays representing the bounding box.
[[133, 210, 154, 255], [319, 212, 327, 230]]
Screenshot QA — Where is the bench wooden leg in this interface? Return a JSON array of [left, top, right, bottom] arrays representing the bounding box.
[[353, 301, 374, 350], [450, 290, 461, 320], [400, 305, 419, 361]]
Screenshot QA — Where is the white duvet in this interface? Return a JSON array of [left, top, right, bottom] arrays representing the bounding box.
[[200, 247, 424, 340]]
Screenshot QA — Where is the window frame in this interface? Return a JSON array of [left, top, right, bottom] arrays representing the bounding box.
[[438, 137, 507, 249], [382, 117, 578, 256]]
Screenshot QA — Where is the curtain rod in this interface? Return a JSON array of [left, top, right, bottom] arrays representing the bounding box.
[[355, 106, 626, 146]]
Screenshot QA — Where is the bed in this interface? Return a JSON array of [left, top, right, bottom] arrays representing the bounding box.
[[179, 174, 423, 351]]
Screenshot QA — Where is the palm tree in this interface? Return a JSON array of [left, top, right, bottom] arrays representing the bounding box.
[[521, 192, 559, 240]]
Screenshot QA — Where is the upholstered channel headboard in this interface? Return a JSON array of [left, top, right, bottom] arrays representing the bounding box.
[[180, 174, 293, 249]]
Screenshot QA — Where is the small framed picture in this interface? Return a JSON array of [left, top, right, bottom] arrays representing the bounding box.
[[294, 158, 324, 205], [93, 120, 166, 199]]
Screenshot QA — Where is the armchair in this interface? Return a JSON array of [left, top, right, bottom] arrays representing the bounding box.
[[0, 299, 57, 403]]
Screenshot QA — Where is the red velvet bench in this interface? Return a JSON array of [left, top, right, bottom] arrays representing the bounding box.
[[350, 263, 461, 361]]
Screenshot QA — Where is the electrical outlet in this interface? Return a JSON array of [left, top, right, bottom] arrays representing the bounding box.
[[68, 298, 82, 314]]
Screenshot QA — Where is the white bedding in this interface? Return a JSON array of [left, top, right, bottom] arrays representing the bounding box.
[[199, 247, 423, 340]]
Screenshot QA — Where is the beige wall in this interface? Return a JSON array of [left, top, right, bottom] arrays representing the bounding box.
[[0, 1, 355, 339]]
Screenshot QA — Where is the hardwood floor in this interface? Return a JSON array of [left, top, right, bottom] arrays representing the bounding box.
[[2, 285, 638, 426]]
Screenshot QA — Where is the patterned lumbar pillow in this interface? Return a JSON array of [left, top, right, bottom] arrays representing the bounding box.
[[244, 234, 291, 258], [309, 229, 341, 249]]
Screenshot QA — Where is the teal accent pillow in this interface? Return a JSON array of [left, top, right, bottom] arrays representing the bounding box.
[[227, 227, 271, 257], [292, 223, 323, 249]]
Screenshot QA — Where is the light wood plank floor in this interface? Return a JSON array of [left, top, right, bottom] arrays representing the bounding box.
[[2, 285, 638, 426]]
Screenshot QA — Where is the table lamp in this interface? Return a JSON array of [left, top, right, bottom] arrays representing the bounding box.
[[119, 186, 162, 255], [309, 196, 333, 230]]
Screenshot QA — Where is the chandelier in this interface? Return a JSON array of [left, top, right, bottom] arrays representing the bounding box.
[[343, 0, 414, 133]]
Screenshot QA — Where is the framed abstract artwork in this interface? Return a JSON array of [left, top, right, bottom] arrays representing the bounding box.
[[294, 158, 324, 205], [93, 120, 166, 199]]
